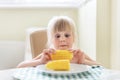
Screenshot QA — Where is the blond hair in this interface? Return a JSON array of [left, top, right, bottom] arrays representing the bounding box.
[[47, 16, 78, 48]]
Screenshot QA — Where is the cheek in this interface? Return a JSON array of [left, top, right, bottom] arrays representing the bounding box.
[[52, 39, 58, 46], [68, 38, 74, 43], [71, 37, 74, 43], [68, 38, 74, 46]]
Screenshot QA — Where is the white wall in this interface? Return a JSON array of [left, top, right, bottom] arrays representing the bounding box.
[[0, 41, 25, 70], [96, 0, 120, 69], [96, 0, 111, 68], [0, 8, 78, 41], [78, 0, 96, 60], [111, 0, 120, 70]]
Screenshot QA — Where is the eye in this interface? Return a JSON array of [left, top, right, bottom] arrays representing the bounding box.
[[65, 34, 70, 38], [55, 34, 61, 38]]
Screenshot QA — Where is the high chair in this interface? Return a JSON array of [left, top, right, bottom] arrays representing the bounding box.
[[25, 27, 48, 59]]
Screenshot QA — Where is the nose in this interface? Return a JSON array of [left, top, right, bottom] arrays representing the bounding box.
[[59, 35, 66, 42]]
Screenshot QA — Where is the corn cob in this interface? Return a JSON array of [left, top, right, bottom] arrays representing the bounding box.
[[51, 50, 73, 60], [45, 60, 70, 71]]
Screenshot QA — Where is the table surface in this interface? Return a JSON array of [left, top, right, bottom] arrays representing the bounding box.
[[0, 69, 15, 80], [0, 68, 120, 80]]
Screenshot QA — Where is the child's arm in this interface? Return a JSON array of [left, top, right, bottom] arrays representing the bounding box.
[[17, 53, 46, 68], [17, 49, 55, 68], [83, 53, 101, 65], [69, 49, 100, 66], [17, 53, 43, 68], [17, 59, 43, 68]]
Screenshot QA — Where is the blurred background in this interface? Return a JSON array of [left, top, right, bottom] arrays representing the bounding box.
[[0, 0, 120, 70]]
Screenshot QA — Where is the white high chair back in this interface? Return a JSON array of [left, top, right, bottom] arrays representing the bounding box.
[[26, 28, 47, 58]]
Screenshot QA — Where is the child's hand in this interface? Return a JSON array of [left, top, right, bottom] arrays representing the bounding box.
[[68, 49, 85, 64], [38, 48, 55, 64], [69, 49, 100, 65]]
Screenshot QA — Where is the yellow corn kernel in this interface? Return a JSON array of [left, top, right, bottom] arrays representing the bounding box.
[[51, 50, 73, 60], [45, 60, 70, 71]]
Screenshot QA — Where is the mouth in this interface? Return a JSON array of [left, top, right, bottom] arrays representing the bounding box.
[[59, 45, 69, 50], [60, 45, 68, 47]]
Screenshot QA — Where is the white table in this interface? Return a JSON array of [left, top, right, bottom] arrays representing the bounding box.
[[101, 69, 120, 80], [0, 69, 16, 80], [0, 68, 120, 80]]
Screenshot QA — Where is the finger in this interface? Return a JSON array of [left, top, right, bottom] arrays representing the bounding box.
[[43, 49, 49, 54], [45, 52, 52, 60], [43, 49, 52, 56], [45, 55, 50, 60], [67, 49, 74, 56], [76, 49, 86, 58], [72, 49, 79, 56], [49, 48, 55, 54], [42, 49, 52, 60], [42, 54, 50, 63], [74, 49, 79, 55]]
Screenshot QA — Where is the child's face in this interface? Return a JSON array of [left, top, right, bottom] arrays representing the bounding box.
[[52, 31, 74, 50]]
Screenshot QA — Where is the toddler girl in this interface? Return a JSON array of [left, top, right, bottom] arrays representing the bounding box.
[[17, 16, 99, 68]]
